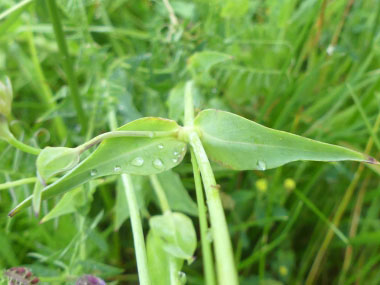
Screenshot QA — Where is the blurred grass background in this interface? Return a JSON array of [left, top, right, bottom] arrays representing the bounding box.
[[0, 0, 379, 284]]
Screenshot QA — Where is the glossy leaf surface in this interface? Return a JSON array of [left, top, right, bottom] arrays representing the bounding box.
[[9, 117, 187, 216], [195, 109, 376, 170]]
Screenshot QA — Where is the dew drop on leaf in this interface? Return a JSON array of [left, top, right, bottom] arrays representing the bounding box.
[[131, 157, 144, 166], [178, 271, 187, 284], [172, 158, 178, 163], [173, 151, 179, 156], [158, 144, 164, 149], [114, 165, 121, 172], [90, 169, 98, 176], [152, 158, 164, 169], [256, 160, 266, 171]]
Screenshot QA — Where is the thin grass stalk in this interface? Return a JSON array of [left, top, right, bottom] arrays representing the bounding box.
[[46, 0, 87, 132]]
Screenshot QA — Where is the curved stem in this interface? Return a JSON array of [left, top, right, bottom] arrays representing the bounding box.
[[7, 135, 41, 155]]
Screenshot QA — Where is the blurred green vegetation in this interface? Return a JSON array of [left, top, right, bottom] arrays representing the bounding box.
[[0, 0, 379, 284]]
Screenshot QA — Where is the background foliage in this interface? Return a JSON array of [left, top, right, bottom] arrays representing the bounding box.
[[0, 0, 379, 284]]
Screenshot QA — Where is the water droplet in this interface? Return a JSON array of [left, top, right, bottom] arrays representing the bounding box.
[[153, 158, 164, 169], [131, 157, 144, 166], [158, 144, 164, 149], [90, 169, 98, 176], [256, 160, 266, 171], [181, 146, 186, 152], [114, 165, 121, 172], [172, 158, 178, 163], [178, 271, 187, 284], [173, 151, 179, 156]]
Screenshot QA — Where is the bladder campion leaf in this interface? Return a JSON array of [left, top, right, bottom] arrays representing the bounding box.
[[194, 109, 377, 171], [149, 212, 197, 260], [9, 117, 187, 216]]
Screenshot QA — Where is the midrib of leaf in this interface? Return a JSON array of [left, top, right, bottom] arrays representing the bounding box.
[[200, 130, 363, 158]]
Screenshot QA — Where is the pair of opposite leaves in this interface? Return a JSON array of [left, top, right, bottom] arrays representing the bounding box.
[[9, 109, 376, 216]]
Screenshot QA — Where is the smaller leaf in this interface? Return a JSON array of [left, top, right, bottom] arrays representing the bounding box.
[[37, 147, 81, 182], [156, 171, 198, 216], [0, 77, 13, 118], [40, 187, 84, 223], [147, 231, 183, 285], [150, 212, 197, 260]]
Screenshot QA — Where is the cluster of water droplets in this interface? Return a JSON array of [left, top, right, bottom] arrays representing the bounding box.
[[89, 143, 188, 176]]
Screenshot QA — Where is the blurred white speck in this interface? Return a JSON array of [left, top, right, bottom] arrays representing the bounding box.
[[326, 45, 335, 56]]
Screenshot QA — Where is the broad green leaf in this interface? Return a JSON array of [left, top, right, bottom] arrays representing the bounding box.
[[194, 109, 377, 170], [37, 147, 81, 181], [149, 212, 197, 260], [147, 231, 183, 285], [9, 117, 187, 217], [156, 171, 198, 216]]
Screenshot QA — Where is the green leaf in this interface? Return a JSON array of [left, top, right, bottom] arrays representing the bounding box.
[[156, 171, 198, 216], [40, 187, 84, 223], [9, 117, 187, 217], [147, 231, 183, 285], [187, 51, 232, 85], [36, 147, 81, 181], [194, 109, 377, 170], [149, 212, 197, 260]]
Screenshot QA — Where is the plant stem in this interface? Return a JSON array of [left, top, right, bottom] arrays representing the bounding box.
[[190, 149, 217, 285], [108, 111, 151, 285], [77, 129, 178, 153], [7, 135, 41, 155], [121, 174, 151, 285], [189, 132, 238, 285], [185, 81, 216, 285], [149, 174, 170, 213], [26, 23, 67, 142], [46, 0, 87, 132]]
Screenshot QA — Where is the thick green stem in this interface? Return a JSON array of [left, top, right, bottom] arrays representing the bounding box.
[[46, 0, 87, 132], [189, 132, 238, 285], [190, 149, 217, 285], [108, 111, 151, 285], [185, 80, 216, 285]]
